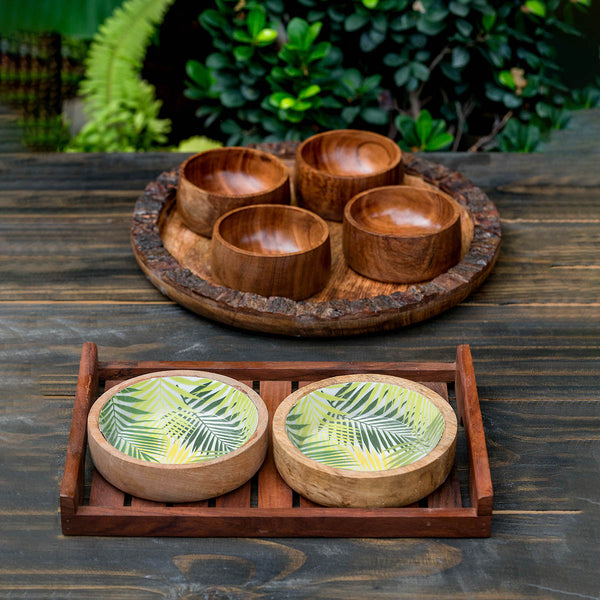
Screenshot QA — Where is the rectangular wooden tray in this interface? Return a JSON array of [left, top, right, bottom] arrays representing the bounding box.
[[60, 343, 493, 537]]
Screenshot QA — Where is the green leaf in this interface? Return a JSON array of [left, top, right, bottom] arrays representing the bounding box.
[[449, 1, 469, 16], [482, 12, 496, 31], [220, 89, 245, 107], [416, 109, 433, 144], [246, 6, 266, 38], [394, 65, 411, 86], [186, 60, 212, 89], [411, 62, 429, 81], [306, 21, 323, 48], [362, 0, 379, 8], [524, 0, 546, 17], [362, 107, 389, 125], [287, 17, 309, 48], [345, 13, 369, 32], [384, 53, 406, 67], [299, 84, 321, 99], [452, 47, 470, 68], [498, 70, 515, 89], [233, 45, 254, 62], [455, 19, 473, 37], [206, 53, 229, 69], [256, 28, 278, 44], [233, 29, 252, 43], [425, 132, 453, 151]]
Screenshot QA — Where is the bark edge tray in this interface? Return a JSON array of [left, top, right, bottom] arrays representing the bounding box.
[[60, 342, 493, 538], [131, 147, 501, 337]]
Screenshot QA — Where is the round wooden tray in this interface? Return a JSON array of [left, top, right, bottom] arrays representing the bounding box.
[[131, 145, 501, 337]]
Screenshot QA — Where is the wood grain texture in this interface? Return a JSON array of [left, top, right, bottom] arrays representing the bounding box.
[[177, 147, 290, 237], [1, 149, 599, 598], [295, 129, 403, 221], [86, 370, 269, 503], [131, 152, 500, 335], [211, 204, 331, 300], [343, 185, 462, 283], [272, 374, 458, 508]]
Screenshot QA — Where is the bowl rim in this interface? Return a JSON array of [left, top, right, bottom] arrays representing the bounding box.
[[212, 203, 331, 258], [296, 129, 402, 180], [272, 373, 458, 481], [87, 370, 269, 471], [179, 146, 290, 199], [344, 185, 461, 240]]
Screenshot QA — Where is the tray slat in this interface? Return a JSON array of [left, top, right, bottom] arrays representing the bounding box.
[[258, 381, 294, 508], [60, 343, 493, 537]]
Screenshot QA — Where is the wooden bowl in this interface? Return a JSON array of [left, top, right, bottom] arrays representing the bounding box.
[[272, 374, 457, 508], [296, 129, 403, 221], [177, 147, 290, 237], [211, 203, 331, 300], [343, 185, 462, 283], [87, 370, 268, 502]]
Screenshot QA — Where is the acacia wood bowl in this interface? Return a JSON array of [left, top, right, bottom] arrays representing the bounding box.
[[87, 370, 268, 503], [343, 185, 462, 283], [177, 147, 290, 237], [272, 374, 457, 508], [210, 203, 331, 300], [295, 129, 403, 221]]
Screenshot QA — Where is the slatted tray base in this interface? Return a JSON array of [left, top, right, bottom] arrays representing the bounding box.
[[60, 343, 493, 537]]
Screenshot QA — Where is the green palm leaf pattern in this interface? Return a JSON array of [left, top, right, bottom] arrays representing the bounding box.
[[286, 381, 445, 472], [99, 376, 258, 464]]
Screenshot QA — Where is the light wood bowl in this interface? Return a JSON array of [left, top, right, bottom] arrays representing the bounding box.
[[177, 147, 291, 237], [295, 129, 403, 221], [343, 185, 462, 283], [272, 374, 457, 508], [87, 370, 268, 502], [211, 203, 331, 300]]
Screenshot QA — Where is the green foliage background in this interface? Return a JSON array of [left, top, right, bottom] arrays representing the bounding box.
[[184, 0, 598, 151]]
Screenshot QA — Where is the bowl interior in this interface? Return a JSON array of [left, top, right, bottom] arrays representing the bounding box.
[[98, 375, 258, 464], [285, 380, 445, 472], [348, 186, 458, 236], [300, 130, 400, 176], [217, 205, 328, 256], [183, 148, 287, 196]]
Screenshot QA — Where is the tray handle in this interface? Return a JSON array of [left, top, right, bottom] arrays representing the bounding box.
[[455, 345, 493, 516], [60, 342, 99, 517]]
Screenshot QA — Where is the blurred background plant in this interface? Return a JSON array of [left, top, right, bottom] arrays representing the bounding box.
[[1, 0, 599, 152]]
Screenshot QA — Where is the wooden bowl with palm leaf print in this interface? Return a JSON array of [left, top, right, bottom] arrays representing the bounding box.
[[272, 374, 457, 507], [87, 370, 268, 502]]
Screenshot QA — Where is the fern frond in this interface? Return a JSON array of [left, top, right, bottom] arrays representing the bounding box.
[[80, 0, 175, 111]]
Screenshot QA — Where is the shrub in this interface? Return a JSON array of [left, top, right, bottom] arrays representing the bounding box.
[[184, 0, 598, 151]]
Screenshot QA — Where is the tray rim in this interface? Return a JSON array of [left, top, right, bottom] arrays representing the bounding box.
[[59, 343, 493, 538], [130, 148, 502, 337]]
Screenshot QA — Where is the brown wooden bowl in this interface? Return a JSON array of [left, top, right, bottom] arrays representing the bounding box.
[[343, 185, 462, 283], [211, 203, 331, 300], [177, 147, 291, 237], [272, 374, 457, 507], [87, 370, 268, 503], [296, 129, 403, 221]]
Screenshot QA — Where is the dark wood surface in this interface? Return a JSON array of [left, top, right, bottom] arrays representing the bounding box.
[[0, 150, 598, 598]]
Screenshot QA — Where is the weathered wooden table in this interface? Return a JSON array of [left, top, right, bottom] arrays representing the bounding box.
[[0, 151, 598, 598]]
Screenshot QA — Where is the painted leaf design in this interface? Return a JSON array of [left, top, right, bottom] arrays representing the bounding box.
[[98, 376, 258, 464], [286, 381, 446, 472]]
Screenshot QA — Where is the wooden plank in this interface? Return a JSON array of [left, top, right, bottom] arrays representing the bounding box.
[[88, 471, 124, 507], [456, 345, 493, 516], [98, 361, 455, 383], [215, 482, 251, 508], [428, 465, 462, 509], [64, 506, 488, 538], [59, 342, 98, 516], [258, 381, 294, 509]]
